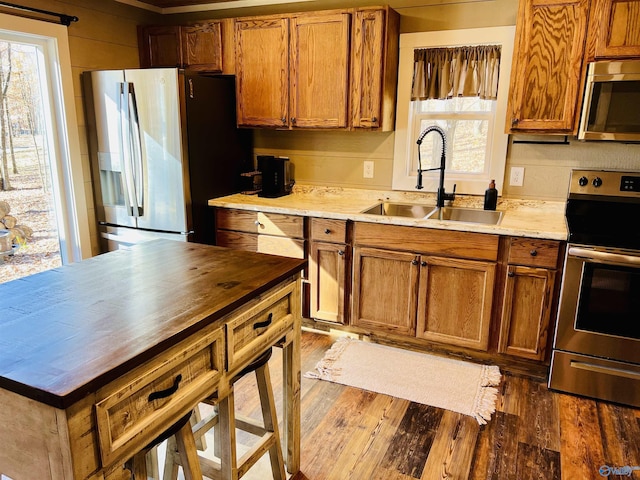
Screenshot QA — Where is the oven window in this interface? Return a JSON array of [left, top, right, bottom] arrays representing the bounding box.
[[576, 263, 640, 339]]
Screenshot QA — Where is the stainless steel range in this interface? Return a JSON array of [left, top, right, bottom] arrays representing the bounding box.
[[549, 169, 640, 408]]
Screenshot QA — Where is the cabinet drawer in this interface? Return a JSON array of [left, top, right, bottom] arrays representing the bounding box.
[[216, 230, 306, 259], [508, 238, 560, 268], [95, 325, 224, 466], [226, 281, 296, 372], [310, 218, 347, 243], [216, 208, 304, 238]]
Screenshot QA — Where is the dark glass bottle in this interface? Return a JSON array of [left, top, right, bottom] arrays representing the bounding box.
[[484, 179, 498, 210]]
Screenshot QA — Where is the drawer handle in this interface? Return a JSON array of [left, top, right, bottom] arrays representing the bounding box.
[[324, 228, 331, 234], [253, 313, 273, 330], [148, 374, 182, 402], [530, 250, 538, 257], [254, 220, 263, 227]]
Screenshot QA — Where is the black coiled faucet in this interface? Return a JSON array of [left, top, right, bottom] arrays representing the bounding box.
[[416, 125, 456, 207]]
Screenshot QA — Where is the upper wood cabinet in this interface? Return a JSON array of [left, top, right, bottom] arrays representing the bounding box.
[[350, 8, 400, 131], [234, 7, 399, 130], [506, 0, 591, 134], [139, 22, 223, 72], [235, 17, 290, 128], [587, 0, 640, 59], [139, 25, 182, 68], [235, 12, 349, 129], [290, 13, 350, 128]]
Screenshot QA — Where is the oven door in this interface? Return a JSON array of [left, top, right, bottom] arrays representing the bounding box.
[[554, 244, 640, 365]]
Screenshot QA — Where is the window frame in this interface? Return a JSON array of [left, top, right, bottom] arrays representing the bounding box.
[[0, 14, 90, 263], [392, 27, 515, 195]]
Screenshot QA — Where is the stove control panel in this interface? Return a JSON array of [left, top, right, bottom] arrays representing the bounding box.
[[570, 170, 640, 198], [621, 176, 640, 192]]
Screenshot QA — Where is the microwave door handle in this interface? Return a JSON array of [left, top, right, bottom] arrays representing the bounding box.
[[127, 83, 144, 216], [568, 246, 640, 267], [119, 82, 137, 217]]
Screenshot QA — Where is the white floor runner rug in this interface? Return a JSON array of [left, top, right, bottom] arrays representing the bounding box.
[[304, 337, 501, 425]]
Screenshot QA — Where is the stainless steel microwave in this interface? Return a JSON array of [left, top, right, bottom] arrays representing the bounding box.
[[578, 60, 640, 141]]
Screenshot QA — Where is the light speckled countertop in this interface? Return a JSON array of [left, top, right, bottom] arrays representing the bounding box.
[[208, 185, 568, 241]]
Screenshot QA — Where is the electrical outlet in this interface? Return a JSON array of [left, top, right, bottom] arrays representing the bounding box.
[[509, 167, 525, 186], [363, 161, 374, 179]]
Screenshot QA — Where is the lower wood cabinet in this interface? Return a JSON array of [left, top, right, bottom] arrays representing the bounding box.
[[214, 210, 565, 368], [309, 218, 350, 324], [215, 208, 305, 259], [498, 238, 560, 361], [416, 256, 495, 351], [351, 223, 498, 351], [352, 246, 419, 335], [498, 265, 556, 360]]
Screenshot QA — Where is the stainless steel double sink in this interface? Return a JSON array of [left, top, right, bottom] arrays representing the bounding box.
[[360, 201, 503, 225]]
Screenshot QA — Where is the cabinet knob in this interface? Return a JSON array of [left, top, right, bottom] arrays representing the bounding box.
[[421, 261, 427, 267], [530, 249, 538, 257], [291, 117, 296, 124], [338, 250, 345, 256], [511, 118, 519, 127], [324, 228, 331, 234], [508, 271, 515, 277], [281, 117, 287, 124], [254, 220, 263, 228], [372, 116, 378, 123], [411, 259, 419, 266]]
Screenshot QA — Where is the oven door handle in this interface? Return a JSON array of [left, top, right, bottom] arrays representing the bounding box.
[[570, 360, 640, 381], [568, 246, 640, 267]]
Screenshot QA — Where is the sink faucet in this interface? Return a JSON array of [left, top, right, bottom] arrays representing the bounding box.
[[416, 125, 456, 208]]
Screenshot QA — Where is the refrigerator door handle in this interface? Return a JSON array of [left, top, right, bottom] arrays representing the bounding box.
[[119, 82, 143, 217], [127, 82, 144, 216]]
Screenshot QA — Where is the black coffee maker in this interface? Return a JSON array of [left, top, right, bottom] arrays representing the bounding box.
[[258, 155, 293, 198]]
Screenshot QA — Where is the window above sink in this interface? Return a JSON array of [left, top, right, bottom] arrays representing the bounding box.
[[392, 27, 515, 196]]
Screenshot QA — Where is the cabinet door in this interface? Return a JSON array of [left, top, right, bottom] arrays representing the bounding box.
[[352, 247, 419, 335], [289, 13, 350, 128], [235, 18, 289, 127], [589, 0, 640, 58], [498, 265, 556, 360], [416, 256, 495, 351], [181, 22, 223, 72], [140, 26, 182, 68], [350, 9, 385, 129], [310, 241, 348, 324], [506, 0, 590, 133]]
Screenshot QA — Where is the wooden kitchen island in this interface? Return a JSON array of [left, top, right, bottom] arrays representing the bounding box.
[[0, 240, 305, 479]]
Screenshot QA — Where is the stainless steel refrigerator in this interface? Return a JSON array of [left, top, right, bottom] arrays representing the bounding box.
[[83, 68, 252, 251]]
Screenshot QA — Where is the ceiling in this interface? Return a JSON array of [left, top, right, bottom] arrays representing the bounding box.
[[136, 0, 235, 6], [117, 0, 489, 14], [116, 0, 319, 13]]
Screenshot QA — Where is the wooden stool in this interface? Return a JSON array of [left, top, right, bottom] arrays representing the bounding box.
[[164, 348, 286, 480], [126, 412, 203, 480]]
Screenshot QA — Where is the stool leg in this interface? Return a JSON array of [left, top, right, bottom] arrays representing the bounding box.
[[130, 452, 147, 479], [162, 435, 180, 480], [175, 419, 204, 480], [146, 446, 159, 479], [218, 393, 238, 480], [255, 363, 286, 480]]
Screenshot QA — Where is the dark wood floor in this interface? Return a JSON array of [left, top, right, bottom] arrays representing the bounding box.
[[234, 329, 640, 480]]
